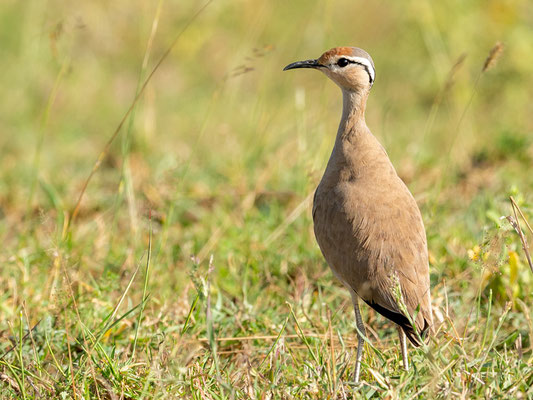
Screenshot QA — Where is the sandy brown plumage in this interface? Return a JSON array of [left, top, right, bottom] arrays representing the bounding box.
[[285, 46, 433, 381], [312, 117, 432, 346]]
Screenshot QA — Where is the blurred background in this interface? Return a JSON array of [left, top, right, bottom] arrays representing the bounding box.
[[1, 0, 532, 397]]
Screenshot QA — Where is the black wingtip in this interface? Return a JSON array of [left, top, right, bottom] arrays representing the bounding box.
[[402, 319, 430, 347], [363, 300, 430, 347]]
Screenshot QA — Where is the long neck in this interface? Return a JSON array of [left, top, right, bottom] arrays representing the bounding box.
[[336, 89, 369, 142], [322, 88, 388, 184]]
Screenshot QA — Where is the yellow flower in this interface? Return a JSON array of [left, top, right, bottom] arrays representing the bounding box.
[[468, 245, 482, 261]]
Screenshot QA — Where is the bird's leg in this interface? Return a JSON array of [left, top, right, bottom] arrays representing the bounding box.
[[353, 296, 366, 384], [398, 326, 409, 371]]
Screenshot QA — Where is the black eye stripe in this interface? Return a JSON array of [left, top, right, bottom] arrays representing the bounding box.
[[335, 59, 374, 84], [353, 62, 374, 84]]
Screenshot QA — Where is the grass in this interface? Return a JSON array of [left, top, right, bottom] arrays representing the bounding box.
[[1, 0, 533, 398]]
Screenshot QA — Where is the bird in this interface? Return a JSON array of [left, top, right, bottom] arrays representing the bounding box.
[[283, 47, 433, 383]]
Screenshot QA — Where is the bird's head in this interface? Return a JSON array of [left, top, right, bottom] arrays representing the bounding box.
[[284, 47, 375, 93]]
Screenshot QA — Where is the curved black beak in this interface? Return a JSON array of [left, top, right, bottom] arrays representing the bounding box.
[[283, 59, 323, 71]]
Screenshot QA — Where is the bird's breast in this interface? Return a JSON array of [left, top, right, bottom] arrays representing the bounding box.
[[312, 168, 428, 295]]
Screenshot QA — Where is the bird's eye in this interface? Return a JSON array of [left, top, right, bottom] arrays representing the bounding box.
[[337, 58, 350, 68]]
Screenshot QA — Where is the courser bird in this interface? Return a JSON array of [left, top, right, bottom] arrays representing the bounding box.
[[284, 47, 433, 383]]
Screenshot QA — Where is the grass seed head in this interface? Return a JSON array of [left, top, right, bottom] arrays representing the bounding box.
[[482, 41, 504, 72]]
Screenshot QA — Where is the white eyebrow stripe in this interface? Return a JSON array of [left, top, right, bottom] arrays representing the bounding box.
[[342, 56, 375, 84]]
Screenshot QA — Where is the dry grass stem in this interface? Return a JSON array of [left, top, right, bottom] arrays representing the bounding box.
[[68, 0, 213, 229], [507, 196, 533, 273]]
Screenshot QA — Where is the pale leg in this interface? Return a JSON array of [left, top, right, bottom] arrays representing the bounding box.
[[398, 326, 409, 371], [353, 296, 366, 383]]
